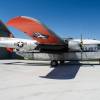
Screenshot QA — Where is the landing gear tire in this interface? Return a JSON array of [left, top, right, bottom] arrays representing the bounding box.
[[50, 60, 58, 67], [59, 60, 65, 64]]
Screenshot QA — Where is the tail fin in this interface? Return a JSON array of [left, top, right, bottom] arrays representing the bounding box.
[[0, 20, 13, 53], [0, 20, 14, 37], [7, 16, 64, 45]]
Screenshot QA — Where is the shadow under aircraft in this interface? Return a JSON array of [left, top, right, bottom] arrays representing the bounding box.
[[40, 61, 81, 80], [2, 60, 99, 80]]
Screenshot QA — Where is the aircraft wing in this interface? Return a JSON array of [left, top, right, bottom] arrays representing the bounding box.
[[7, 16, 65, 45]]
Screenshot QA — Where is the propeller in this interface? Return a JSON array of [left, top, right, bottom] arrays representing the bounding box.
[[79, 34, 88, 61], [79, 34, 84, 51], [79, 34, 84, 60]]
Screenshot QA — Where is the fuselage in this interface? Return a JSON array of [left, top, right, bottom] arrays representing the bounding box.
[[14, 38, 100, 61], [0, 37, 100, 61]]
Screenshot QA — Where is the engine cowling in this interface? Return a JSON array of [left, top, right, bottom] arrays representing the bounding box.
[[68, 40, 81, 51]]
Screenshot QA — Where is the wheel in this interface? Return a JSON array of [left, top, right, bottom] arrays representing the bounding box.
[[59, 60, 65, 64], [50, 60, 58, 67]]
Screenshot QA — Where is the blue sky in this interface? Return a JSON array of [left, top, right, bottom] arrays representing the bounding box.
[[0, 0, 100, 39]]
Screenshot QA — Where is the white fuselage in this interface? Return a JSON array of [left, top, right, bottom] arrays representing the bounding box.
[[15, 38, 100, 61], [0, 37, 100, 60]]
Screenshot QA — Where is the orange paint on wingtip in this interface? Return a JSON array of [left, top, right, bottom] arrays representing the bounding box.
[[7, 16, 63, 45]]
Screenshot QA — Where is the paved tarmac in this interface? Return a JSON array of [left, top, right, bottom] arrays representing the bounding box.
[[0, 60, 100, 100]]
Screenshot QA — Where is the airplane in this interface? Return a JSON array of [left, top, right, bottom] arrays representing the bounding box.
[[0, 16, 100, 66]]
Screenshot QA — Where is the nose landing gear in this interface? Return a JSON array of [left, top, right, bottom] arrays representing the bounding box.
[[59, 60, 65, 64], [50, 60, 65, 67], [50, 60, 58, 67]]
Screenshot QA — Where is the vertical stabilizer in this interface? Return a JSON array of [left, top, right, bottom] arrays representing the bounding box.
[[0, 20, 13, 58]]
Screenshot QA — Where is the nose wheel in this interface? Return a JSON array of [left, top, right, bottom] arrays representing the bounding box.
[[59, 60, 65, 64], [50, 60, 65, 67], [50, 60, 58, 67]]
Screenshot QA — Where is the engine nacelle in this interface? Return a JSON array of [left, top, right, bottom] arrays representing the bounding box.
[[68, 40, 81, 51]]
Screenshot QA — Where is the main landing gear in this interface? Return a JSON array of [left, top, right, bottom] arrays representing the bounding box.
[[50, 60, 65, 67]]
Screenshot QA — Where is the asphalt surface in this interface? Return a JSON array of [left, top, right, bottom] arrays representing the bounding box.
[[0, 60, 100, 100]]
